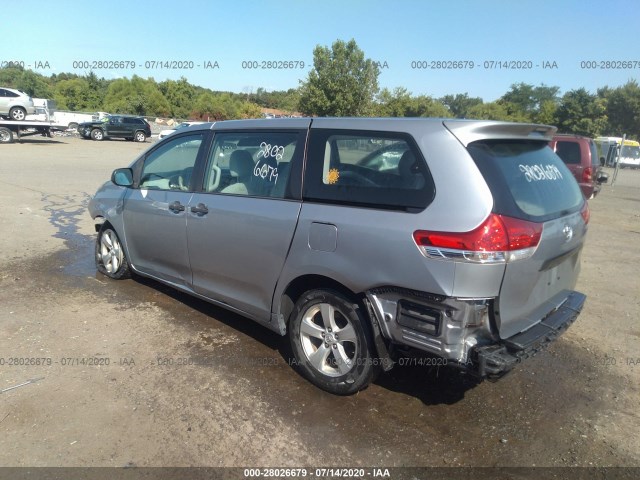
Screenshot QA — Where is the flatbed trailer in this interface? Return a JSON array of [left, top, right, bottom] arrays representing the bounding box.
[[0, 120, 69, 144]]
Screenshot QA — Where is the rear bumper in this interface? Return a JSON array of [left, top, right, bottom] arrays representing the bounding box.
[[473, 291, 586, 378]]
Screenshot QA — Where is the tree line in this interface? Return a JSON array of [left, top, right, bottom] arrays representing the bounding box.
[[1, 38, 638, 139]]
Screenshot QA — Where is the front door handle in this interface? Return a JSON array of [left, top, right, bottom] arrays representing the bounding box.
[[168, 201, 185, 213], [191, 203, 209, 215]]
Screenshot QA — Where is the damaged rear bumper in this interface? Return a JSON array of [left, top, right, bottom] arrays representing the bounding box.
[[366, 287, 586, 379], [473, 291, 586, 378]]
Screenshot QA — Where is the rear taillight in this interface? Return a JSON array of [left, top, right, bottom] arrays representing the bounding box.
[[582, 167, 593, 183], [581, 201, 590, 224], [413, 214, 542, 263]]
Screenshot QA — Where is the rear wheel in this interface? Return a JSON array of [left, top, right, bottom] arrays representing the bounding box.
[[68, 122, 79, 131], [91, 128, 104, 141], [9, 107, 26, 121], [95, 227, 131, 279], [134, 131, 146, 142], [0, 127, 14, 143], [289, 289, 377, 395]]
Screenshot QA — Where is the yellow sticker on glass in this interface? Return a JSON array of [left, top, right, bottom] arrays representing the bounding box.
[[326, 168, 340, 185]]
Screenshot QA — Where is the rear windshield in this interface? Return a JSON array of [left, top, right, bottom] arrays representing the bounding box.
[[468, 140, 584, 221], [554, 141, 581, 164]]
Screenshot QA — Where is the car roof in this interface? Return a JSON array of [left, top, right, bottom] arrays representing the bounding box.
[[553, 133, 592, 140], [111, 114, 146, 119], [185, 117, 556, 143]]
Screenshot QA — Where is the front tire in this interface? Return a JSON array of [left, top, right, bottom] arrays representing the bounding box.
[[289, 289, 377, 395], [95, 227, 131, 279], [91, 128, 104, 141], [9, 107, 26, 121]]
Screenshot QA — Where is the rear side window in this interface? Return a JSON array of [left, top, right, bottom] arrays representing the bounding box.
[[203, 131, 304, 199], [468, 140, 583, 220], [304, 129, 435, 210], [554, 141, 581, 164]]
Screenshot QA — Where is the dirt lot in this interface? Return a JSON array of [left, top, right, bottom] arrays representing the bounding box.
[[0, 136, 638, 472]]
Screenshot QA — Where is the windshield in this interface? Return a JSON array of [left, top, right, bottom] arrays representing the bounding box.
[[621, 145, 640, 159]]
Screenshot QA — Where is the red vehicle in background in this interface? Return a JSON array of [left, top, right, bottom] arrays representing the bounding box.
[[550, 134, 608, 199]]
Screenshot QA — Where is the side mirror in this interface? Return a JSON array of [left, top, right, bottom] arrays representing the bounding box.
[[111, 168, 133, 187]]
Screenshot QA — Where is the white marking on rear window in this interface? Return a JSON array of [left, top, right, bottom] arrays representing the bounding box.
[[257, 142, 284, 161], [519, 164, 564, 182], [254, 162, 278, 183]]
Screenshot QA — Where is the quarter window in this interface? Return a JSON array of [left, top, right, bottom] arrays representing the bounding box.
[[304, 129, 435, 210], [139, 134, 204, 191]]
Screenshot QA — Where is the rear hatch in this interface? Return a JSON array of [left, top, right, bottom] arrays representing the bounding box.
[[445, 121, 587, 339]]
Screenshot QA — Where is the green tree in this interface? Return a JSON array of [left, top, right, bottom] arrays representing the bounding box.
[[375, 88, 451, 117], [0, 65, 25, 86], [54, 78, 93, 111], [238, 101, 263, 119], [83, 72, 109, 110], [191, 92, 239, 120], [159, 77, 196, 118], [602, 80, 640, 137], [467, 101, 519, 121], [0, 67, 53, 98], [298, 39, 379, 116], [536, 100, 558, 125], [252, 87, 301, 113], [439, 93, 483, 118], [405, 95, 451, 117], [103, 76, 171, 116], [555, 88, 608, 137], [17, 70, 53, 98], [501, 83, 560, 122], [376, 87, 413, 116]]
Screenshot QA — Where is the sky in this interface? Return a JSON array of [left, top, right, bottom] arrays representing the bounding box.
[[3, 0, 639, 101]]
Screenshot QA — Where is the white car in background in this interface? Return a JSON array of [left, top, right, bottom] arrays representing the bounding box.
[[158, 121, 205, 140], [0, 87, 36, 121]]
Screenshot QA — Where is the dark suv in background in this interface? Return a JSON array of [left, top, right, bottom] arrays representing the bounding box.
[[79, 115, 151, 142], [549, 134, 608, 199]]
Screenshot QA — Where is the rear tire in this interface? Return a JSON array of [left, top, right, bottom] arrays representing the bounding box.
[[0, 127, 14, 143], [289, 289, 377, 395], [134, 131, 146, 142], [95, 227, 131, 279], [91, 128, 104, 141], [9, 107, 26, 121], [68, 122, 79, 131]]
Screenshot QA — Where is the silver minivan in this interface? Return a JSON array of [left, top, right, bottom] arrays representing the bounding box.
[[89, 118, 588, 395]]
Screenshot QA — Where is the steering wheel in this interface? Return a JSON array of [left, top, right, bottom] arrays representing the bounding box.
[[339, 171, 378, 187]]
